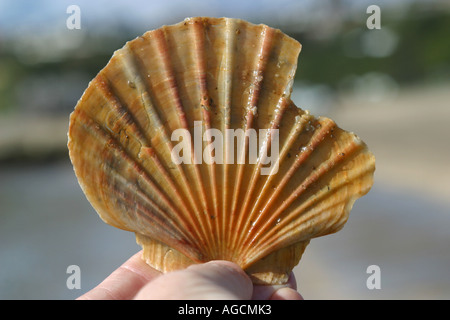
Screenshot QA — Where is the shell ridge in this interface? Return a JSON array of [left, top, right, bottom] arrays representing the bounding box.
[[253, 117, 336, 225], [271, 148, 375, 240], [270, 147, 375, 243], [239, 117, 338, 258], [71, 108, 187, 235], [232, 96, 290, 250], [95, 74, 147, 144], [136, 26, 213, 257], [124, 41, 207, 224], [190, 18, 221, 255], [69, 111, 128, 230], [244, 108, 312, 225], [272, 127, 360, 219], [243, 199, 348, 268], [120, 46, 167, 140], [107, 164, 191, 242], [233, 32, 307, 230], [153, 28, 189, 129], [97, 67, 209, 247], [138, 146, 208, 248], [73, 102, 212, 259], [158, 21, 218, 258], [220, 17, 237, 258], [228, 24, 275, 257], [245, 134, 366, 257], [245, 25, 274, 117]]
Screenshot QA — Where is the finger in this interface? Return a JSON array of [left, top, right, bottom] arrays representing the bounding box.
[[77, 251, 161, 300], [252, 272, 303, 300], [269, 287, 304, 300], [134, 260, 253, 300]]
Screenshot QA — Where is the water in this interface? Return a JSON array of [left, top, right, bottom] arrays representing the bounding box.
[[0, 159, 140, 299], [295, 181, 450, 299], [0, 158, 449, 299]]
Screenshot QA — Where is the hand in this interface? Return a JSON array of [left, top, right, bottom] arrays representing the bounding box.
[[77, 251, 303, 300]]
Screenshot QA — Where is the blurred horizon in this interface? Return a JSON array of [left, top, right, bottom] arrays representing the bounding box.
[[1, 0, 449, 162]]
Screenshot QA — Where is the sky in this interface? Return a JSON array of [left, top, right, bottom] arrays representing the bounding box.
[[0, 0, 418, 37]]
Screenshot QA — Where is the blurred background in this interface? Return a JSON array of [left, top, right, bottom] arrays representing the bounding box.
[[0, 0, 449, 299]]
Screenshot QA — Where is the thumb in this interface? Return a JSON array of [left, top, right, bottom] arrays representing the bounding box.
[[134, 260, 253, 300]]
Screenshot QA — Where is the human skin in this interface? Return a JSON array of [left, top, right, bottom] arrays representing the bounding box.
[[77, 251, 303, 300]]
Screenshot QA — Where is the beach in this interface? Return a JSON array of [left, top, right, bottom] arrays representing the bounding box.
[[293, 82, 450, 299], [0, 83, 449, 299]]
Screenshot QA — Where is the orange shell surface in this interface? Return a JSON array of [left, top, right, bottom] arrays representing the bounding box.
[[68, 17, 375, 284]]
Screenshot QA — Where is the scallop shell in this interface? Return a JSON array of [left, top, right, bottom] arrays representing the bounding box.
[[68, 17, 375, 285]]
